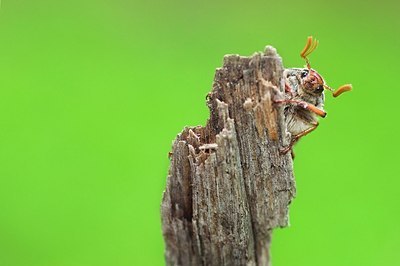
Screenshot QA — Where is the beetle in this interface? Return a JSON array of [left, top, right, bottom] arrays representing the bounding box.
[[275, 36, 352, 155]]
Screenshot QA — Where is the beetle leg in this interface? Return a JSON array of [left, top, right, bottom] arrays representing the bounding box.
[[285, 82, 296, 97], [293, 122, 319, 140], [274, 99, 326, 117], [280, 122, 319, 155]]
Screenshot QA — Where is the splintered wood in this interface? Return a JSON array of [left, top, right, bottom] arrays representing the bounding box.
[[161, 46, 296, 266]]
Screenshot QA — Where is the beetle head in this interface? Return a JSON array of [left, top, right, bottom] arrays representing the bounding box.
[[299, 68, 325, 95], [300, 36, 352, 97]]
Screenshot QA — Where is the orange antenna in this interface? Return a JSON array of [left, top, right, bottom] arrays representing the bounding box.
[[300, 36, 352, 97], [332, 84, 352, 97], [323, 84, 334, 92], [324, 84, 352, 97], [300, 36, 318, 69]]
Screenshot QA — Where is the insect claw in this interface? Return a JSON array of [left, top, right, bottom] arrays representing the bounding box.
[[333, 84, 352, 97], [280, 145, 292, 155]]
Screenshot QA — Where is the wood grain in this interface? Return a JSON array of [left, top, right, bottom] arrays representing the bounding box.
[[161, 46, 296, 266]]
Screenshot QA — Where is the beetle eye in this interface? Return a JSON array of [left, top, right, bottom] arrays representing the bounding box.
[[300, 70, 308, 78]]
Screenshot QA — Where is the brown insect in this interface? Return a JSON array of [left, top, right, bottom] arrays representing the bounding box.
[[275, 36, 352, 154]]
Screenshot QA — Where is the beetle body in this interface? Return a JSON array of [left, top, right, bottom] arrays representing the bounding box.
[[276, 36, 352, 154], [284, 68, 324, 139]]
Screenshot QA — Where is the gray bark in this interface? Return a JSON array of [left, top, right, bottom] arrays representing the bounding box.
[[161, 46, 296, 266]]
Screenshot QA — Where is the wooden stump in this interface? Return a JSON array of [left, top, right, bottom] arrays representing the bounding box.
[[161, 46, 296, 266]]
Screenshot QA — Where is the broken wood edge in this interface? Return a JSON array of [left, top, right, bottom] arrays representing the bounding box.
[[161, 45, 296, 266]]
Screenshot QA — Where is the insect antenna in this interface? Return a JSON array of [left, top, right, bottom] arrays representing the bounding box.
[[300, 36, 353, 97], [324, 84, 353, 97], [300, 36, 318, 69]]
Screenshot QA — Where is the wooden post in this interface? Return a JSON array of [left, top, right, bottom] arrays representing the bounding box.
[[161, 46, 296, 266]]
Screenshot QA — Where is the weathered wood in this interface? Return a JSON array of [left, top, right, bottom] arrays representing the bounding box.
[[161, 46, 296, 266]]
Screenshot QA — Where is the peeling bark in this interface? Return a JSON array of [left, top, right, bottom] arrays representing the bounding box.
[[161, 46, 296, 266]]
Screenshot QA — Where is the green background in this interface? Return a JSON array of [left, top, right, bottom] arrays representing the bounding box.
[[0, 0, 398, 265]]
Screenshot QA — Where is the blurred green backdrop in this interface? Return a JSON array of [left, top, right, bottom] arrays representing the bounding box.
[[0, 0, 399, 265]]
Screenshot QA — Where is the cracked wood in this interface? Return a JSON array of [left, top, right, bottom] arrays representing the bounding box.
[[161, 46, 296, 266]]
